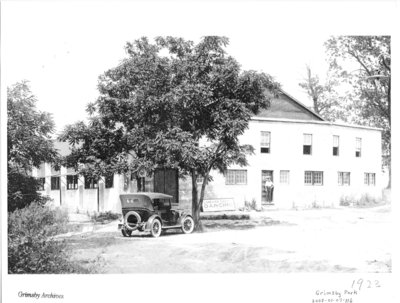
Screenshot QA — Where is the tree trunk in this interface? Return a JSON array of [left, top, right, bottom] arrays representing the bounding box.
[[137, 177, 143, 192], [387, 81, 391, 189], [313, 96, 320, 114], [198, 171, 210, 214], [387, 155, 391, 189], [191, 170, 203, 231]]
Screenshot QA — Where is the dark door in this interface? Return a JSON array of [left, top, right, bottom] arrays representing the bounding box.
[[261, 170, 274, 204], [154, 168, 179, 203]]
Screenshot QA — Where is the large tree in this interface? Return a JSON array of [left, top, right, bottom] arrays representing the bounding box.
[[7, 81, 59, 211], [60, 36, 279, 229], [299, 65, 350, 122], [325, 36, 391, 187]]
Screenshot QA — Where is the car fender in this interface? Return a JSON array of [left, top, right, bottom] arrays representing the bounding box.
[[145, 214, 162, 231], [177, 213, 193, 226]]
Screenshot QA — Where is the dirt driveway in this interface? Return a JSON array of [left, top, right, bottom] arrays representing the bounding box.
[[67, 205, 391, 273]]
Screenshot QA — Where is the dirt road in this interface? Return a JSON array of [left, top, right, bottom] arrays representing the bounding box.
[[67, 205, 391, 273]]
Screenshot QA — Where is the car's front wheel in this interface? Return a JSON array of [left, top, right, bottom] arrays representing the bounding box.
[[181, 216, 195, 234], [150, 219, 162, 238]]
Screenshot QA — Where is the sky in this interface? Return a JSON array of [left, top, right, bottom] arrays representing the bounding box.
[[2, 1, 397, 134]]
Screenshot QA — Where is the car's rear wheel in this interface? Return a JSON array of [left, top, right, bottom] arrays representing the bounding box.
[[121, 229, 132, 237], [150, 219, 162, 238], [181, 216, 195, 234], [124, 211, 141, 231]]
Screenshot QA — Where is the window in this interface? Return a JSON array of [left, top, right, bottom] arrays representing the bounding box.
[[153, 199, 171, 212], [303, 134, 312, 155], [37, 178, 45, 191], [280, 170, 290, 184], [260, 131, 271, 153], [85, 176, 98, 189], [67, 175, 78, 190], [304, 171, 323, 185], [333, 135, 339, 156], [338, 172, 350, 186], [105, 174, 114, 188], [197, 176, 204, 184], [51, 176, 60, 190], [123, 174, 130, 190], [364, 173, 376, 186], [304, 171, 312, 184], [356, 138, 362, 157], [225, 170, 247, 185]]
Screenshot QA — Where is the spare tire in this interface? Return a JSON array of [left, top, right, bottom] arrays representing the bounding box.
[[124, 211, 141, 231]]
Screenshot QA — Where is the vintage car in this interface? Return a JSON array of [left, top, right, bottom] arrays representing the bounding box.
[[118, 193, 195, 237]]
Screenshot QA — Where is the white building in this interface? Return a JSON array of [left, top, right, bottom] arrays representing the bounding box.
[[178, 91, 383, 210], [32, 91, 383, 213]]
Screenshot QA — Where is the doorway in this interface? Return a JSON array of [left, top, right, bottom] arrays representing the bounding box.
[[261, 170, 274, 204], [154, 168, 179, 203]]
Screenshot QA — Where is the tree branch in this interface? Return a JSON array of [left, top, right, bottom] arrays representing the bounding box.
[[347, 50, 373, 77]]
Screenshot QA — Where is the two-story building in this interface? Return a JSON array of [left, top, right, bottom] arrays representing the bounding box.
[[178, 91, 383, 210], [32, 90, 383, 212]]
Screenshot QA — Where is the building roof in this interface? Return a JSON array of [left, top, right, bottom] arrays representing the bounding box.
[[251, 116, 383, 132], [255, 89, 325, 121], [280, 89, 325, 121]]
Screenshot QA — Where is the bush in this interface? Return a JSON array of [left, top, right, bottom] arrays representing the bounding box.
[[311, 201, 320, 209], [340, 194, 382, 208], [201, 213, 250, 220], [8, 170, 49, 212], [356, 193, 381, 207], [339, 195, 352, 206], [8, 203, 91, 274], [243, 198, 258, 211], [91, 211, 121, 223]]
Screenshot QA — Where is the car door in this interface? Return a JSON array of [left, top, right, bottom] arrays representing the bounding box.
[[156, 199, 171, 223]]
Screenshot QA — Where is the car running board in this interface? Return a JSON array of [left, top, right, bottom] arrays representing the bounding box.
[[161, 225, 182, 230]]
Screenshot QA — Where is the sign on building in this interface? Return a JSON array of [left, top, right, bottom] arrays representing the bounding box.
[[203, 198, 235, 212]]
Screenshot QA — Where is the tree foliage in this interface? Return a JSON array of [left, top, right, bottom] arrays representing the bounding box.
[[299, 65, 349, 122], [7, 81, 59, 211], [7, 170, 50, 212], [8, 81, 58, 171], [324, 36, 391, 187], [60, 36, 280, 229]]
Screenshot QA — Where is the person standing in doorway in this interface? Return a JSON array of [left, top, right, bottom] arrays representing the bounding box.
[[265, 176, 274, 203]]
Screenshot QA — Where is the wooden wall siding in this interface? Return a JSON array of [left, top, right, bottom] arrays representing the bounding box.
[[257, 93, 323, 121]]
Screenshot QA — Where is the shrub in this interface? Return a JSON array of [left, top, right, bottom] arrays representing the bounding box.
[[311, 201, 320, 209], [201, 213, 250, 220], [340, 194, 382, 208], [244, 199, 257, 211], [355, 193, 380, 207], [91, 211, 121, 223], [340, 195, 352, 206], [8, 203, 91, 274], [7, 170, 50, 212]]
